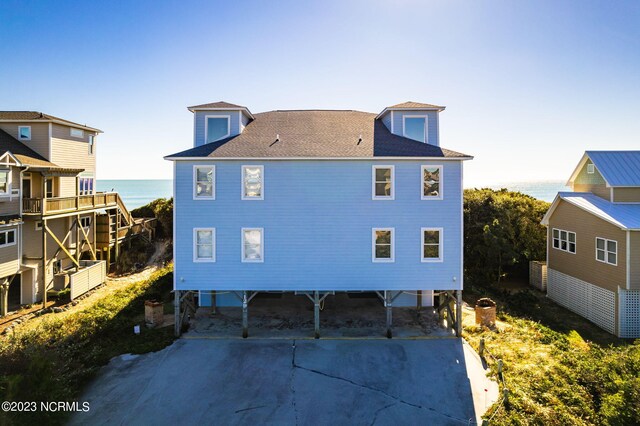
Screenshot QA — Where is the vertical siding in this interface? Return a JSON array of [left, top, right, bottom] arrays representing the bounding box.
[[0, 225, 20, 278], [381, 113, 392, 132], [547, 200, 626, 292], [573, 183, 611, 200], [391, 111, 439, 146], [174, 160, 463, 292], [0, 122, 50, 160], [194, 111, 241, 147]]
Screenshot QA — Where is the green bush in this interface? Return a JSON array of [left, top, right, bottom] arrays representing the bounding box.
[[464, 188, 549, 285], [131, 198, 173, 239]]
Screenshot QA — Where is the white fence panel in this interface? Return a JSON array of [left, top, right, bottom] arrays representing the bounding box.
[[69, 261, 107, 300], [619, 289, 640, 338], [547, 268, 616, 335]]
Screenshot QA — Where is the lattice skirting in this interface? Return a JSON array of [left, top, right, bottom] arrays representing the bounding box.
[[619, 289, 640, 338], [547, 269, 616, 335]]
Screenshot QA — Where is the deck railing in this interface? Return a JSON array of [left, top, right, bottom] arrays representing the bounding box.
[[22, 192, 120, 215]]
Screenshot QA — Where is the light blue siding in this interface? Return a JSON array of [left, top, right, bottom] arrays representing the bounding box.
[[381, 113, 392, 133], [194, 111, 241, 147], [174, 160, 463, 295], [391, 111, 439, 146]]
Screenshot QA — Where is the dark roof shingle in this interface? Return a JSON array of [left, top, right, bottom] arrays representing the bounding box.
[[0, 111, 101, 132], [166, 110, 470, 159]]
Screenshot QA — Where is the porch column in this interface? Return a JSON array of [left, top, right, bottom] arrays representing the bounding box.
[[174, 290, 182, 337], [456, 290, 463, 337], [0, 278, 9, 317], [385, 290, 393, 339], [42, 218, 47, 307], [75, 215, 81, 271], [313, 291, 320, 339], [242, 291, 249, 338]]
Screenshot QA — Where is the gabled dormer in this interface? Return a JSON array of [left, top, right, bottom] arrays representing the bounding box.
[[376, 101, 445, 146], [567, 151, 640, 202], [189, 101, 254, 147]]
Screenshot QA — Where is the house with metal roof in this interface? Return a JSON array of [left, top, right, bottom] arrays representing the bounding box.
[[541, 151, 640, 338], [165, 101, 473, 338]]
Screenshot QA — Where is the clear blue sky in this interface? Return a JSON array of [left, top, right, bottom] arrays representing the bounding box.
[[1, 0, 639, 183]]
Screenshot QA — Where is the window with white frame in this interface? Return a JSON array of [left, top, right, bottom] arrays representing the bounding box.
[[242, 228, 263, 262], [587, 163, 595, 174], [421, 228, 442, 262], [80, 216, 91, 229], [552, 228, 576, 254], [35, 221, 42, 231], [88, 135, 94, 155], [45, 178, 54, 198], [79, 177, 94, 196], [0, 229, 16, 247], [193, 228, 215, 262], [372, 228, 394, 262], [422, 165, 442, 199], [403, 116, 427, 143], [0, 169, 10, 194], [372, 166, 394, 200], [205, 116, 231, 143], [596, 237, 617, 265], [18, 126, 31, 141], [194, 166, 215, 199], [242, 165, 263, 200]]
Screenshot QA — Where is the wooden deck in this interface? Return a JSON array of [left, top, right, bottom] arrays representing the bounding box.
[[23, 192, 119, 216]]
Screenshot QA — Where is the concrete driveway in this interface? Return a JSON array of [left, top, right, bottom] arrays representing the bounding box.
[[72, 338, 497, 425]]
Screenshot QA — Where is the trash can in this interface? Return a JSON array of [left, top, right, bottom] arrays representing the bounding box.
[[475, 298, 496, 327], [145, 300, 164, 327]]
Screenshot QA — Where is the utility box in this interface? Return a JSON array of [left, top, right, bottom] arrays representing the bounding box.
[[145, 300, 164, 327], [475, 298, 496, 328]]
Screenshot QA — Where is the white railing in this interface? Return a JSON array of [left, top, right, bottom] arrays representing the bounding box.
[[69, 260, 107, 300]]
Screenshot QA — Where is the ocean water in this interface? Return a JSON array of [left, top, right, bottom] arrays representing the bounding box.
[[97, 179, 172, 210], [98, 178, 567, 210], [466, 180, 569, 203]]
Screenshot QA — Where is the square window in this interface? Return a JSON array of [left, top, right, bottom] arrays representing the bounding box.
[[403, 116, 427, 142], [372, 228, 394, 262], [587, 163, 595, 174], [194, 166, 215, 199], [18, 126, 31, 140], [422, 166, 442, 199], [596, 237, 617, 265], [242, 166, 264, 200], [372, 166, 394, 200], [206, 116, 230, 143], [242, 228, 263, 262]]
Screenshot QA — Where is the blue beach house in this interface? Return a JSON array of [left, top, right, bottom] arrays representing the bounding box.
[[165, 101, 473, 337]]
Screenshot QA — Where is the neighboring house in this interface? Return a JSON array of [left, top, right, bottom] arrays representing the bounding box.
[[166, 101, 473, 336], [0, 112, 135, 315], [542, 151, 640, 338]]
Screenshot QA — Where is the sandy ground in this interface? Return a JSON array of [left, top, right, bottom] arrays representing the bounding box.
[[1, 240, 170, 335]]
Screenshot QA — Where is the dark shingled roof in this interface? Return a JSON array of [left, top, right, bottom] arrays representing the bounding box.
[[0, 111, 101, 132], [188, 101, 248, 110], [388, 101, 445, 110], [166, 110, 471, 159], [0, 128, 66, 168]]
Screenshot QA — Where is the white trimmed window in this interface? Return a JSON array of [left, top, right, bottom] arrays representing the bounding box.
[[193, 166, 215, 199], [587, 163, 595, 174], [193, 228, 215, 262], [552, 228, 576, 254], [372, 228, 394, 262], [45, 178, 54, 198], [78, 176, 94, 196], [242, 165, 264, 200], [403, 116, 427, 143], [18, 126, 31, 141], [242, 228, 263, 262], [0, 229, 16, 247], [80, 217, 91, 229], [0, 169, 10, 194], [372, 165, 394, 200], [70, 128, 84, 138], [88, 135, 94, 155], [596, 237, 617, 265], [205, 115, 231, 143], [422, 165, 442, 200], [421, 228, 443, 262], [35, 221, 42, 231]]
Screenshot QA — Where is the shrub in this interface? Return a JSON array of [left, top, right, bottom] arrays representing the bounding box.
[[131, 198, 173, 239]]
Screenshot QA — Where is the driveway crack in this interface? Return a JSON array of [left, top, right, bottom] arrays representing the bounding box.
[[369, 402, 396, 425], [292, 361, 469, 424]]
